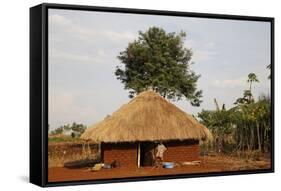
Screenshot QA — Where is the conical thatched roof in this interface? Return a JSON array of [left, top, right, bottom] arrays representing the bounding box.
[[81, 90, 212, 143]]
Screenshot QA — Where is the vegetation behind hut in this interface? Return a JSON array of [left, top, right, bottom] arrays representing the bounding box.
[[49, 122, 87, 141], [198, 72, 271, 158]]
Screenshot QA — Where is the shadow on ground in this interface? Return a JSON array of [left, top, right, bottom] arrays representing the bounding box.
[[19, 175, 29, 183]]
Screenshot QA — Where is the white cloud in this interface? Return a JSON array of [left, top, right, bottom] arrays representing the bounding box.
[[49, 49, 105, 64], [49, 14, 72, 26], [204, 42, 215, 49], [48, 13, 138, 68], [186, 40, 218, 62], [74, 28, 136, 44], [97, 50, 105, 57], [192, 50, 219, 62], [105, 31, 137, 42], [212, 77, 247, 88], [49, 90, 98, 129], [49, 13, 136, 45]]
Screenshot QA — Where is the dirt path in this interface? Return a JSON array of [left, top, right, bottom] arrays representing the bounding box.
[[48, 156, 271, 182]]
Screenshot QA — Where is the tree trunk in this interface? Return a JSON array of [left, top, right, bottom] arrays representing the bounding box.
[[216, 137, 223, 154], [249, 82, 252, 101], [250, 127, 254, 150], [256, 122, 261, 152]]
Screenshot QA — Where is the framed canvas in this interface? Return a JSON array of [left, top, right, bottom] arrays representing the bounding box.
[[30, 3, 274, 187]]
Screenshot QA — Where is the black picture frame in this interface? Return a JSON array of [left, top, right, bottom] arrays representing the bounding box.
[[30, 3, 275, 187]]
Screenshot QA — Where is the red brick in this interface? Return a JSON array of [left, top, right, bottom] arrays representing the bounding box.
[[101, 140, 200, 168], [101, 143, 137, 167]]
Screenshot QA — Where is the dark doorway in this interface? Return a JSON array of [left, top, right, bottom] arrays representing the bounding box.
[[140, 142, 156, 166]]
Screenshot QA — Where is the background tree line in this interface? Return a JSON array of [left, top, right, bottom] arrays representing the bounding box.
[[198, 73, 271, 155], [49, 122, 87, 138]]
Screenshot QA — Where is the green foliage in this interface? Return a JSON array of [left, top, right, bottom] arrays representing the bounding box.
[[232, 97, 271, 152], [247, 73, 259, 83], [70, 122, 87, 137], [50, 126, 64, 135], [234, 90, 253, 105], [198, 97, 271, 154], [115, 27, 202, 106], [49, 122, 87, 138], [235, 73, 259, 105], [198, 73, 271, 154], [198, 109, 233, 137]]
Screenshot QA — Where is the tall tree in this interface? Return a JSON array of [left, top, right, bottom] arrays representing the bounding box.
[[235, 73, 259, 105], [247, 73, 259, 101], [115, 27, 202, 106]]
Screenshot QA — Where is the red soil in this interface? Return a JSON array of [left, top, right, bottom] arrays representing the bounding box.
[[48, 156, 271, 182]]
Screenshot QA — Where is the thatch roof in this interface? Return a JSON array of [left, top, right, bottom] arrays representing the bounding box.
[[81, 90, 212, 143]]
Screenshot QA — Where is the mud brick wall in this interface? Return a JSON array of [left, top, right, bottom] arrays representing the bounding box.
[[101, 143, 138, 167], [48, 143, 99, 157], [164, 140, 200, 162]]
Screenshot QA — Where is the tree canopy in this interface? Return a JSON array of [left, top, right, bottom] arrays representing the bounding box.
[[115, 27, 202, 106]]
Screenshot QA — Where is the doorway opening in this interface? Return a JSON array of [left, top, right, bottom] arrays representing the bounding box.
[[140, 142, 156, 166]]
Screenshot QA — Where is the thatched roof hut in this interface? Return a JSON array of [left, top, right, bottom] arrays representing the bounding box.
[[81, 90, 212, 143]]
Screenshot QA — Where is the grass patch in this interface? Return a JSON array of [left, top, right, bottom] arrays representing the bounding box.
[[48, 136, 81, 143]]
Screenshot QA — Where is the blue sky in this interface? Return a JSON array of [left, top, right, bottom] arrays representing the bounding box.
[[48, 9, 271, 130]]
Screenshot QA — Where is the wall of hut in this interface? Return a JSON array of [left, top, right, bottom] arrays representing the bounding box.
[[163, 140, 200, 162], [101, 142, 138, 167], [101, 140, 200, 168]]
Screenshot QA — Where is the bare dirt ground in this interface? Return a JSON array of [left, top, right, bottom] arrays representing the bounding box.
[[48, 155, 271, 182]]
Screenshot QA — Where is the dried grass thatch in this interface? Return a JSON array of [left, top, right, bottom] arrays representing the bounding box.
[[81, 90, 212, 143]]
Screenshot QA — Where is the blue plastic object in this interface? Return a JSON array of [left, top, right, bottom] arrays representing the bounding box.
[[163, 162, 174, 169]]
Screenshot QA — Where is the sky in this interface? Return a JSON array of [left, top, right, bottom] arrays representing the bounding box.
[[48, 9, 271, 130]]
